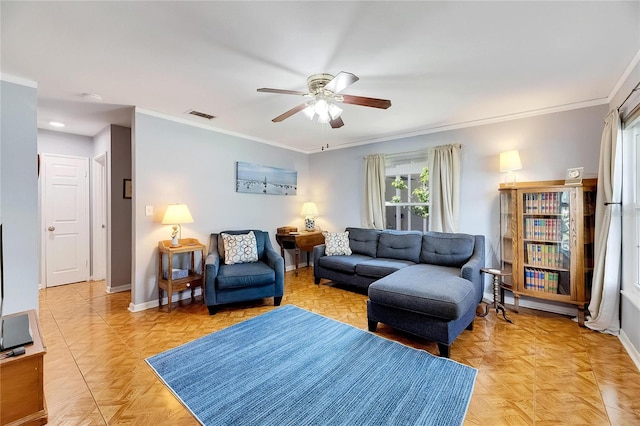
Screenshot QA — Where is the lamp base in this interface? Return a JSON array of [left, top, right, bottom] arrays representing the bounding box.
[[305, 217, 315, 231], [170, 234, 181, 247], [504, 172, 517, 186]]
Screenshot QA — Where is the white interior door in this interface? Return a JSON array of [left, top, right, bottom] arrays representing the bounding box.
[[92, 153, 107, 281], [43, 154, 90, 287]]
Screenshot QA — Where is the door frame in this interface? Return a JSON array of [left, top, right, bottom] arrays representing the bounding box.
[[91, 152, 108, 283], [39, 153, 91, 288]]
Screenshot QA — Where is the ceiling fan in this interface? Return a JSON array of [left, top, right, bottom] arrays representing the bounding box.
[[257, 72, 391, 128]]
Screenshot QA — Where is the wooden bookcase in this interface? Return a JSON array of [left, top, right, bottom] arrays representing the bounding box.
[[499, 179, 597, 325]]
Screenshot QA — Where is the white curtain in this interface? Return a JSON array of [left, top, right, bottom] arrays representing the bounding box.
[[427, 144, 461, 232], [586, 110, 622, 335], [362, 154, 386, 229]]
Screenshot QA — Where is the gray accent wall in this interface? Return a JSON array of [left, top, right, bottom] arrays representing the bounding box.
[[110, 125, 132, 289], [131, 111, 308, 309], [1, 79, 39, 314]]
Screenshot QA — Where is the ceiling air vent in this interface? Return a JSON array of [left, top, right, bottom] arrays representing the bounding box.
[[187, 110, 216, 120]]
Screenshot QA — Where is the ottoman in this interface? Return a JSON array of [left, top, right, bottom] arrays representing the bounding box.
[[367, 264, 478, 357]]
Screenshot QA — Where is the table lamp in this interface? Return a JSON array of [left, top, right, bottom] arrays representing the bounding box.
[[499, 150, 522, 186], [162, 203, 194, 247], [301, 202, 319, 231]]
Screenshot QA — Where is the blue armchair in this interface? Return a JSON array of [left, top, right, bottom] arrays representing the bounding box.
[[205, 230, 284, 315]]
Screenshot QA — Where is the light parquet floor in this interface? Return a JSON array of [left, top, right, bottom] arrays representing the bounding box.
[[38, 267, 640, 425]]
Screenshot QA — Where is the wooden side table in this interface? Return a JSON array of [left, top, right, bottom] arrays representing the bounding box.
[[275, 230, 325, 276], [0, 310, 47, 425], [157, 238, 205, 312], [478, 268, 513, 323]]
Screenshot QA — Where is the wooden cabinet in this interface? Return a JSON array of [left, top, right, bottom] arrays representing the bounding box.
[[0, 310, 47, 425], [157, 238, 205, 312], [499, 179, 596, 325]]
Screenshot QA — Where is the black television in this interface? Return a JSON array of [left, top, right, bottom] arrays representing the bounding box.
[[0, 222, 33, 351], [0, 223, 4, 319]]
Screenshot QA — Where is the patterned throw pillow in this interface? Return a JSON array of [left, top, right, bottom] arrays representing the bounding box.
[[221, 231, 259, 265], [323, 231, 352, 256]]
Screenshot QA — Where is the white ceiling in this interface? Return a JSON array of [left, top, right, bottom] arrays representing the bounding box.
[[2, 1, 639, 153]]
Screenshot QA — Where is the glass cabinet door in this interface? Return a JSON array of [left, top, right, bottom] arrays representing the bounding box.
[[521, 189, 571, 297], [499, 190, 514, 288]]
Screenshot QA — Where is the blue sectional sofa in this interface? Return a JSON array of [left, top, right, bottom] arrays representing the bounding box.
[[313, 227, 485, 357]]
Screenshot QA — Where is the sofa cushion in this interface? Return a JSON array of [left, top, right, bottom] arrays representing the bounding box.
[[218, 230, 266, 263], [323, 231, 352, 256], [368, 264, 476, 321], [217, 261, 275, 289], [318, 254, 373, 275], [221, 231, 258, 265], [377, 230, 423, 263], [346, 227, 381, 257], [420, 232, 475, 267], [355, 258, 415, 278]]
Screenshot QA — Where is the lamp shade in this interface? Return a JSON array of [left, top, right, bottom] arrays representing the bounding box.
[[499, 150, 522, 172], [162, 204, 194, 225], [300, 202, 319, 216]]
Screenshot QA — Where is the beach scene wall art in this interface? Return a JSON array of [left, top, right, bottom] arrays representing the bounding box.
[[236, 161, 298, 195]]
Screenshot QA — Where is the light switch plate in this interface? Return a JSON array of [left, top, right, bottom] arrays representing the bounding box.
[[145, 205, 153, 216]]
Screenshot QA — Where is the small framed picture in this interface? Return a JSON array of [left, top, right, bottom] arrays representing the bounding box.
[[123, 179, 132, 199], [565, 167, 583, 185]]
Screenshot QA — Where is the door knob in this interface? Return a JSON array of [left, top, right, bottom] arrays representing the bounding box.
[[48, 226, 55, 231]]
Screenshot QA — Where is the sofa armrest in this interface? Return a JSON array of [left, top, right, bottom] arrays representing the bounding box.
[[313, 244, 326, 265], [204, 252, 220, 306], [460, 235, 485, 304], [265, 247, 285, 296]]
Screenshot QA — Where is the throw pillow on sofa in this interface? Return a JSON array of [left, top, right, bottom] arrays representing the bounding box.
[[323, 231, 352, 256], [221, 231, 259, 265]]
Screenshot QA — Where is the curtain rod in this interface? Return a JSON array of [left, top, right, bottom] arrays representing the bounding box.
[[369, 144, 463, 160], [618, 81, 640, 110]]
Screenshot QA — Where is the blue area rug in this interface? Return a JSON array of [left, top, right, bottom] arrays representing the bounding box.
[[146, 305, 477, 426]]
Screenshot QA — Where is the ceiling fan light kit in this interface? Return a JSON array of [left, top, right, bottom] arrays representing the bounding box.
[[302, 98, 343, 123], [257, 71, 391, 128]]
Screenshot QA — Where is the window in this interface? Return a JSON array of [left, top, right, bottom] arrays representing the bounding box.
[[634, 126, 640, 293], [621, 116, 640, 308], [384, 152, 429, 231]]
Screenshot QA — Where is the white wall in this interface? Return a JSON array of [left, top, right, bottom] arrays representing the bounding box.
[[38, 129, 94, 158], [309, 104, 608, 303], [1, 79, 39, 314], [130, 110, 309, 310]]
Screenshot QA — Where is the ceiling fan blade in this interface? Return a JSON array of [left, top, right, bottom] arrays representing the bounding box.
[[330, 117, 344, 129], [324, 72, 359, 94], [272, 103, 308, 122], [340, 94, 391, 109], [257, 88, 308, 96]]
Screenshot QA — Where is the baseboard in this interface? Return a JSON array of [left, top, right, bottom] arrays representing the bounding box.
[[482, 291, 577, 317], [107, 284, 131, 293], [619, 329, 640, 372], [128, 288, 203, 313]]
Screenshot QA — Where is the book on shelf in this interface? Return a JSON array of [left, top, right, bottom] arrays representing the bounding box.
[[526, 243, 564, 268], [524, 267, 559, 293], [524, 192, 562, 215]]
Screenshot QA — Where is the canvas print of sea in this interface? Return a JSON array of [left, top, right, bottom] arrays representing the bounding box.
[[236, 162, 298, 195]]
